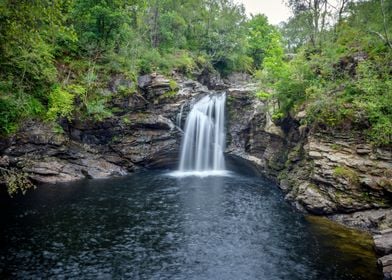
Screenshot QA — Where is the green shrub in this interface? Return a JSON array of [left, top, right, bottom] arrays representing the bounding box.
[[169, 80, 178, 91], [1, 168, 35, 197], [169, 51, 196, 74], [46, 85, 75, 121], [0, 97, 19, 134], [138, 49, 162, 74], [256, 91, 271, 101], [86, 99, 112, 121], [0, 91, 45, 135]]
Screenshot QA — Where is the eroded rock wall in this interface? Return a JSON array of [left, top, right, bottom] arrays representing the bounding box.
[[281, 133, 392, 215], [225, 79, 392, 226], [0, 74, 210, 185]]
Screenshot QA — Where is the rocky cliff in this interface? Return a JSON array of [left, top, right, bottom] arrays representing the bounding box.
[[0, 73, 212, 187], [225, 77, 392, 221]]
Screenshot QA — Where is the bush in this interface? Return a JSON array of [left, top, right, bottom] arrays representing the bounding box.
[[138, 49, 162, 74], [0, 97, 20, 134], [0, 90, 45, 135], [46, 85, 75, 121], [1, 168, 35, 197], [86, 99, 113, 121]]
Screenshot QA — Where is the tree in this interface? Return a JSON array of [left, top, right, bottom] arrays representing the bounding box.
[[285, 0, 333, 48], [246, 14, 279, 68]]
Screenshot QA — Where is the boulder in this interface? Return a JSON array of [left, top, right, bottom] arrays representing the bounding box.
[[374, 229, 392, 255], [295, 183, 337, 214], [0, 155, 9, 167], [137, 74, 152, 89], [137, 73, 173, 100], [378, 254, 392, 280], [374, 230, 392, 279], [331, 209, 392, 232], [197, 67, 227, 90]]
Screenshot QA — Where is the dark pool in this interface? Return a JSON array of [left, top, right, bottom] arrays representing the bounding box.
[[0, 170, 381, 279]]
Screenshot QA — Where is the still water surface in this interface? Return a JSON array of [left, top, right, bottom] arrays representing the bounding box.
[[0, 170, 380, 279]]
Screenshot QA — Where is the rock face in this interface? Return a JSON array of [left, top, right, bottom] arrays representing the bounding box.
[[375, 229, 392, 255], [2, 121, 128, 184], [225, 78, 391, 217], [281, 133, 392, 215], [331, 208, 392, 232], [374, 230, 392, 279], [0, 73, 211, 186], [226, 82, 291, 178]]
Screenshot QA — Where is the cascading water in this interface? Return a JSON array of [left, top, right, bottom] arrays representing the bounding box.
[[171, 93, 227, 177], [176, 103, 185, 129]]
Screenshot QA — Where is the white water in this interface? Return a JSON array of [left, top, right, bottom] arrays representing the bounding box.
[[176, 103, 185, 129], [168, 170, 232, 178], [175, 94, 226, 176]]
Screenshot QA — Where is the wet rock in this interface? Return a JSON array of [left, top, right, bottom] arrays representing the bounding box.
[[0, 155, 9, 167], [197, 67, 227, 90], [281, 133, 392, 214], [264, 113, 284, 138], [374, 229, 392, 255], [226, 88, 295, 179], [224, 72, 252, 85], [294, 110, 307, 121], [21, 152, 127, 184], [137, 74, 152, 89], [378, 254, 392, 280], [374, 230, 392, 279], [331, 209, 392, 232], [295, 183, 337, 214], [137, 73, 173, 100]]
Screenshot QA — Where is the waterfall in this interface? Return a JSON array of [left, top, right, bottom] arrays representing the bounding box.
[[176, 103, 185, 129], [176, 93, 226, 175]]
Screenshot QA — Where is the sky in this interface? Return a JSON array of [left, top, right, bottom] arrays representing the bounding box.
[[239, 0, 292, 25]]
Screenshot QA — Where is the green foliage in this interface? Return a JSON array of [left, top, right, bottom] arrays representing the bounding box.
[[122, 116, 131, 124], [258, 0, 392, 146], [2, 0, 389, 149], [247, 15, 281, 69], [0, 90, 45, 135], [86, 99, 113, 121], [169, 80, 178, 91], [0, 0, 262, 136], [53, 123, 65, 135], [256, 91, 271, 101], [1, 168, 35, 197], [333, 166, 359, 186], [47, 86, 75, 121], [272, 111, 285, 121], [0, 96, 20, 134], [354, 60, 392, 145]]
